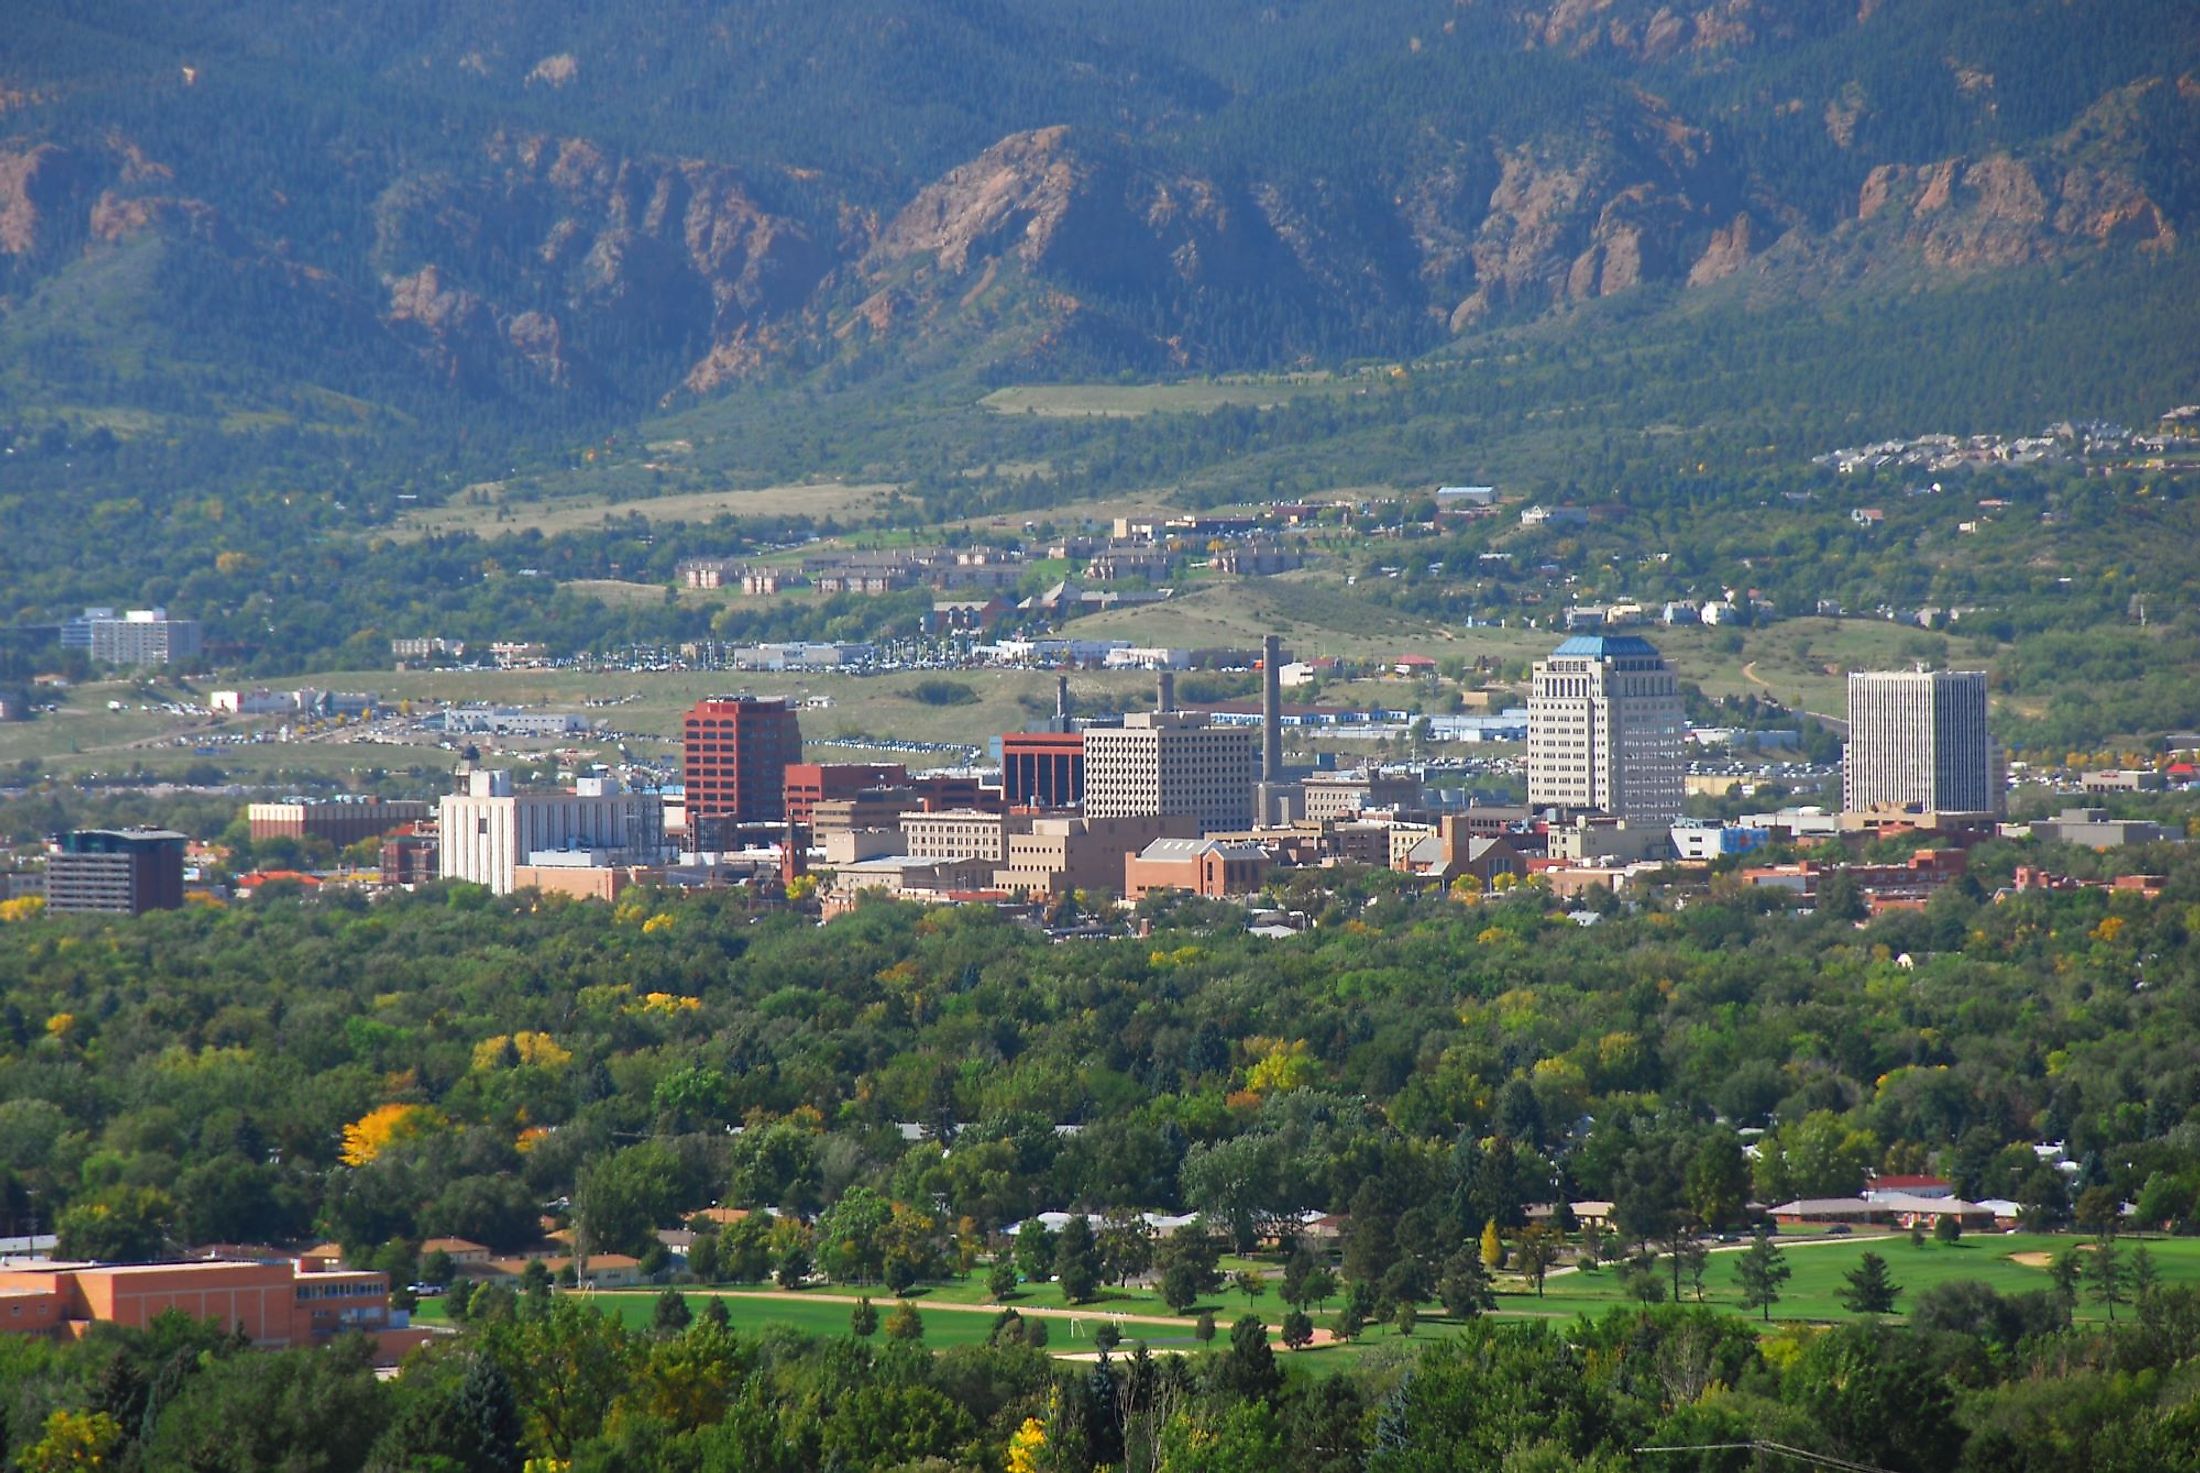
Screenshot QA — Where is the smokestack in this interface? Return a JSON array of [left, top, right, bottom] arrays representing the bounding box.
[[1157, 670, 1176, 712], [1055, 674, 1071, 727], [1262, 633, 1283, 779]]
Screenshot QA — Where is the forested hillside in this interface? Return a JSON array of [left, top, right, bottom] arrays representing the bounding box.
[[4, 0, 2195, 428]]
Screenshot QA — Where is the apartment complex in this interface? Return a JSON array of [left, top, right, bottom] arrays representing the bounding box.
[[1526, 635, 1685, 823], [1082, 712, 1259, 832], [42, 829, 187, 915], [437, 771, 666, 894], [683, 696, 803, 824], [61, 607, 203, 667], [1843, 670, 1997, 816]]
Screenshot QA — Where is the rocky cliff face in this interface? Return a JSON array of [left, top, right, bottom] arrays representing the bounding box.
[[1, 51, 2188, 407]]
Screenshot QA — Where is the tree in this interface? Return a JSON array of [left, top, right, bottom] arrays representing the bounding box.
[[1233, 1269, 1266, 1308], [1055, 1214, 1101, 1304], [651, 1288, 692, 1336], [1281, 1309, 1315, 1350], [1013, 1223, 1056, 1285], [1478, 1218, 1504, 1270], [1194, 1311, 1217, 1344], [987, 1260, 1018, 1301], [2132, 1243, 2161, 1309], [16, 1409, 123, 1473], [2048, 1243, 2084, 1311], [851, 1296, 879, 1337], [1685, 1132, 1752, 1233], [1934, 1213, 1962, 1245], [884, 1301, 924, 1341], [774, 1245, 810, 1290], [2087, 1238, 2129, 1321], [1618, 1256, 1667, 1305], [1736, 1231, 1790, 1322], [1394, 1301, 1417, 1336], [1437, 1250, 1494, 1319], [1676, 1238, 1711, 1302], [1838, 1252, 1901, 1315], [1158, 1231, 1222, 1313], [1514, 1227, 1556, 1298], [1217, 1315, 1282, 1402]]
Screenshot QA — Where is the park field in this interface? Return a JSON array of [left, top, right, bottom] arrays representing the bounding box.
[[411, 1232, 2200, 1373]]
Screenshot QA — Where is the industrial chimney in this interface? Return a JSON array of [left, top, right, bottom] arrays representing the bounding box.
[[1157, 670, 1176, 712], [1261, 633, 1283, 780], [1054, 674, 1072, 730]]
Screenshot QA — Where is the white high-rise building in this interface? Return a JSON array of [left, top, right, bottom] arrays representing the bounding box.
[[437, 770, 667, 894], [1843, 671, 1997, 815], [1527, 635, 1685, 823], [1082, 711, 1259, 833]]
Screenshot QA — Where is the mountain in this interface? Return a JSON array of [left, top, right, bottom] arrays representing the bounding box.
[[3, 0, 2195, 432]]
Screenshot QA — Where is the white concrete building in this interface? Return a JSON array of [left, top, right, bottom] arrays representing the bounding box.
[[1527, 635, 1684, 823], [1082, 711, 1259, 833], [1843, 670, 1997, 816], [437, 770, 667, 894]]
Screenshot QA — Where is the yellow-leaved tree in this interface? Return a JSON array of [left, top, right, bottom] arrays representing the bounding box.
[[340, 1103, 447, 1167], [1006, 1417, 1047, 1473]]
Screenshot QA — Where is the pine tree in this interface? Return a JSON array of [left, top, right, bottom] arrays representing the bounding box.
[[2088, 1238, 2129, 1321], [1736, 1230, 1791, 1322], [450, 1353, 526, 1473], [1837, 1252, 1901, 1315], [650, 1288, 691, 1336]]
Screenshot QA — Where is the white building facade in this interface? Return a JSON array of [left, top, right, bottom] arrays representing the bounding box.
[[1082, 712, 1259, 832], [1843, 670, 1997, 815], [437, 771, 667, 894]]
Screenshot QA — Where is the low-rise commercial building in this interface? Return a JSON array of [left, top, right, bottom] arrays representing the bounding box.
[[1123, 837, 1269, 900], [994, 814, 1201, 898], [0, 1259, 404, 1353]]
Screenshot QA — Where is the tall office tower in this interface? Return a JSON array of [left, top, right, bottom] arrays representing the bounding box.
[[1843, 670, 1997, 815], [42, 829, 187, 915], [1526, 634, 1685, 823], [1082, 711, 1259, 832], [682, 695, 803, 823]]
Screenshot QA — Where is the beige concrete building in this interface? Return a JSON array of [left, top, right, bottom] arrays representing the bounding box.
[[1082, 712, 1259, 832], [1843, 671, 1998, 816], [1300, 769, 1423, 823], [899, 808, 1028, 865], [995, 814, 1200, 897], [1527, 635, 1684, 823]]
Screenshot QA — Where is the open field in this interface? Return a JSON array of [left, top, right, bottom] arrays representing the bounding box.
[[392, 479, 902, 541], [1652, 617, 2008, 720], [412, 1234, 2200, 1368], [979, 375, 1362, 419], [1075, 573, 1495, 663]]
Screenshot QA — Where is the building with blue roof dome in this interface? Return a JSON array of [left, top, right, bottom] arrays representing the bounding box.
[[1528, 634, 1684, 822]]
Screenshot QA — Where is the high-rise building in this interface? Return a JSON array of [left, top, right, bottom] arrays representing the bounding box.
[[43, 829, 187, 915], [1843, 670, 1997, 815], [683, 696, 803, 823], [437, 770, 666, 894], [61, 608, 203, 667], [1527, 635, 1685, 823], [1082, 711, 1259, 832], [1000, 731, 1084, 808]]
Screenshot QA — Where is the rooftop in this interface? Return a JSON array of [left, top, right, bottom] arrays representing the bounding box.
[[1550, 634, 1663, 659]]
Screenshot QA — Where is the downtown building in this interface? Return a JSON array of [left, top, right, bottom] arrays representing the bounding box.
[[1843, 670, 1999, 816], [1526, 635, 1685, 824], [437, 771, 666, 895], [1081, 711, 1259, 833], [683, 695, 804, 826]]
